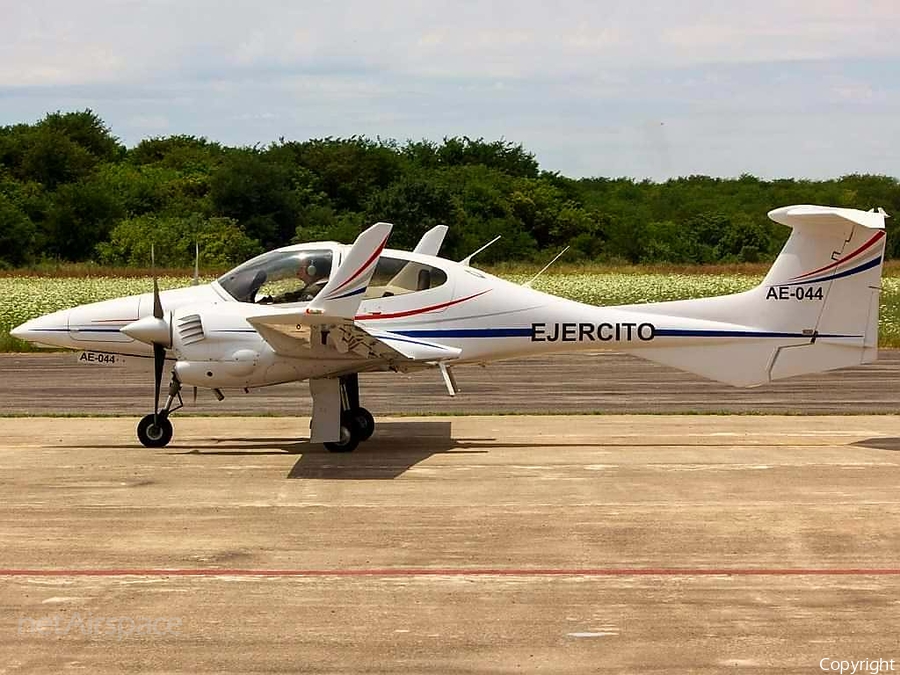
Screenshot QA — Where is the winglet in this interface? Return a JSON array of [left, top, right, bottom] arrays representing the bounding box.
[[412, 225, 448, 256], [307, 222, 392, 319]]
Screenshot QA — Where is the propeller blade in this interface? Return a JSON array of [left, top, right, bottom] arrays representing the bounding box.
[[153, 278, 163, 319], [153, 342, 165, 426], [151, 244, 163, 320]]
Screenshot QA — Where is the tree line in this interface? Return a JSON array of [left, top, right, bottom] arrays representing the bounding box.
[[1, 110, 898, 268]]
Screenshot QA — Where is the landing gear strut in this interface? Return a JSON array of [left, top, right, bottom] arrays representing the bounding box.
[[137, 374, 183, 448], [324, 374, 375, 453]]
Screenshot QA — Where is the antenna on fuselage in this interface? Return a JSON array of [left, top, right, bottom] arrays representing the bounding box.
[[192, 242, 200, 286], [459, 236, 501, 266], [523, 246, 570, 288]]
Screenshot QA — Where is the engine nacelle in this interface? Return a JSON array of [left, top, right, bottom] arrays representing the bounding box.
[[174, 349, 260, 388]]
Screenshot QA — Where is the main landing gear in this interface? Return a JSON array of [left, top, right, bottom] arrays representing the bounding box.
[[137, 374, 183, 448], [136, 372, 374, 452], [324, 374, 375, 453]]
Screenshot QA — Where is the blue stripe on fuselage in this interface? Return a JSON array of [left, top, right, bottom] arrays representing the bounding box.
[[394, 327, 861, 340], [394, 328, 534, 338]]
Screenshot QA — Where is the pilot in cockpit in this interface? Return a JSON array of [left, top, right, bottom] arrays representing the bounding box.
[[257, 254, 331, 304], [289, 257, 330, 301]]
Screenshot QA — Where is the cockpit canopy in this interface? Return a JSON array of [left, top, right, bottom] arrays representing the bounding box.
[[216, 245, 450, 305], [365, 256, 447, 299], [217, 249, 334, 304]]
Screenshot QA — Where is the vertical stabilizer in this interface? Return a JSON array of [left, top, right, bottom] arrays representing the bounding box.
[[623, 205, 887, 386]]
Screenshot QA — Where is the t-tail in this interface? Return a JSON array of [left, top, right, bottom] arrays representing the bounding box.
[[623, 205, 887, 386]]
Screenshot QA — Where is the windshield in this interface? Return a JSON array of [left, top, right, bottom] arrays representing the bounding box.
[[217, 249, 334, 304]]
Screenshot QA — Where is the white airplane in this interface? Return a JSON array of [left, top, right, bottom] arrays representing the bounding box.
[[12, 205, 888, 452]]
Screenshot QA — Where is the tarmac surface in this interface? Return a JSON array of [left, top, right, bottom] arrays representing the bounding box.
[[1, 415, 899, 673], [2, 350, 900, 415]]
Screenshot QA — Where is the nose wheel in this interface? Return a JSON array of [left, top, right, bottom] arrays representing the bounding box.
[[137, 374, 183, 448], [137, 413, 173, 448]]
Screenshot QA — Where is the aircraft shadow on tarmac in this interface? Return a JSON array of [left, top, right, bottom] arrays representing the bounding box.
[[58, 420, 661, 479], [261, 421, 491, 479], [162, 421, 488, 479], [168, 419, 631, 479], [59, 421, 479, 479], [170, 422, 640, 480], [850, 437, 900, 452], [287, 422, 489, 479]]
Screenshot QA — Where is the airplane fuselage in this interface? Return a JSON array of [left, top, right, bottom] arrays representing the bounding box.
[[13, 246, 712, 390]]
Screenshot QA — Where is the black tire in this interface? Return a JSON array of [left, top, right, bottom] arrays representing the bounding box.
[[137, 414, 173, 448], [324, 413, 360, 453], [354, 407, 375, 441]]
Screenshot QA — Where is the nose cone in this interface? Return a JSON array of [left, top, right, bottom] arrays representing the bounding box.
[[10, 309, 71, 348]]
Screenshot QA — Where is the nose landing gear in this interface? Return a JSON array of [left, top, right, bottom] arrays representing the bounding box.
[[137, 375, 183, 448]]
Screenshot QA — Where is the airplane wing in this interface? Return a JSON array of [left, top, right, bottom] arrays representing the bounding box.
[[412, 225, 448, 256], [246, 315, 460, 364]]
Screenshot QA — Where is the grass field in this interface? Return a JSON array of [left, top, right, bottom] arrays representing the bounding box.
[[3, 267, 899, 351]]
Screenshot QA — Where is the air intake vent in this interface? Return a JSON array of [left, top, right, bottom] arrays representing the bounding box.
[[177, 314, 205, 345]]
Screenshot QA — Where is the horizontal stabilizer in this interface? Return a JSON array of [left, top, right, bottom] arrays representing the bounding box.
[[768, 204, 887, 231]]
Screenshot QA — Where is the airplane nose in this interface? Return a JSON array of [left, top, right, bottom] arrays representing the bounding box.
[[9, 310, 71, 347]]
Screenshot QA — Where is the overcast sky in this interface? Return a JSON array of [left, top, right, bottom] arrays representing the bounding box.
[[1, 0, 897, 179]]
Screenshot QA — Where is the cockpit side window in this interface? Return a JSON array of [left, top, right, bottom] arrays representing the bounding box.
[[217, 249, 334, 304], [364, 256, 448, 299]]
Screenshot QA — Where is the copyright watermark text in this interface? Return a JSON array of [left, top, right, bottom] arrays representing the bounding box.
[[18, 613, 181, 641], [820, 658, 896, 675]]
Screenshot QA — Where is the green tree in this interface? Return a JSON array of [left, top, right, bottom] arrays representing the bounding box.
[[0, 193, 37, 266], [364, 176, 457, 250], [406, 137, 539, 178], [209, 149, 302, 247], [1, 110, 899, 267], [38, 110, 122, 162], [281, 137, 404, 211], [20, 127, 97, 189], [42, 180, 124, 260], [129, 135, 224, 172], [93, 163, 182, 216], [97, 214, 262, 267]]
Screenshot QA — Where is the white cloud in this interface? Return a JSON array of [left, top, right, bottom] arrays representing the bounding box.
[[3, 0, 898, 86], [0, 0, 897, 177]]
